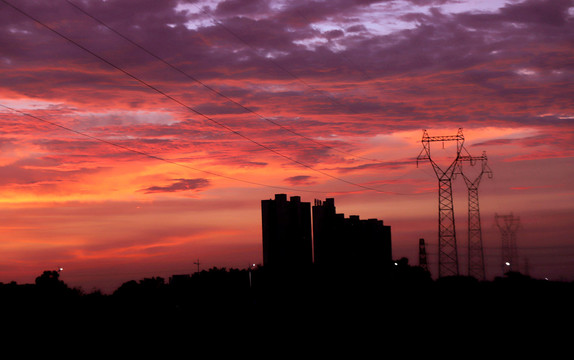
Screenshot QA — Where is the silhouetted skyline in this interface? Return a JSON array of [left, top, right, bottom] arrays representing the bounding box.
[[261, 194, 392, 274], [0, 0, 572, 293]]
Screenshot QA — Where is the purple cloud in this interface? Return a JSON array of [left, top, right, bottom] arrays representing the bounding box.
[[215, 0, 272, 16], [284, 175, 318, 185], [1, 0, 572, 165], [142, 178, 210, 194], [329, 159, 417, 173]]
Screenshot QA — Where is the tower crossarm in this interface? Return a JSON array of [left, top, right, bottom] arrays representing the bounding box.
[[423, 134, 464, 142], [422, 128, 464, 143], [456, 150, 493, 187], [417, 128, 465, 178]]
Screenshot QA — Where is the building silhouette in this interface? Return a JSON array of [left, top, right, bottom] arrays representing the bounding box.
[[313, 198, 392, 275], [261, 194, 313, 272], [261, 194, 392, 277], [312, 198, 344, 269]]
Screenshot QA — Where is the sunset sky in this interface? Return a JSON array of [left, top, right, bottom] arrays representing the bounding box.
[[0, 0, 572, 293]]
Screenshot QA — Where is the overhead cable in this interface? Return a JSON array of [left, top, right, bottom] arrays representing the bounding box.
[[64, 0, 381, 163], [0, 103, 330, 194], [0, 0, 394, 194]]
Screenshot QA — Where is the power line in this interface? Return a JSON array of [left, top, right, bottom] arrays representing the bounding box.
[[64, 0, 381, 164], [186, 2, 386, 154], [425, 243, 574, 251], [197, 5, 353, 112], [0, 103, 328, 194], [1, 0, 395, 195]]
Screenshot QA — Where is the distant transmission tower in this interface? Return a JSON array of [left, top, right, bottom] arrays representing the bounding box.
[[417, 128, 464, 278], [495, 213, 520, 275], [456, 150, 493, 281], [418, 238, 429, 273]]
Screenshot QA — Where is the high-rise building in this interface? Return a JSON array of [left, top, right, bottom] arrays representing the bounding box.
[[261, 195, 392, 279], [261, 194, 312, 272], [312, 198, 345, 268], [313, 198, 392, 274]]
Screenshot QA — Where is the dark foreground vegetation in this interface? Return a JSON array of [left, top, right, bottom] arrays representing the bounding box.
[[2, 258, 573, 334]]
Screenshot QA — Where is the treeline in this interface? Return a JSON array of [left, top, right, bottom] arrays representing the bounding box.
[[1, 258, 573, 324]]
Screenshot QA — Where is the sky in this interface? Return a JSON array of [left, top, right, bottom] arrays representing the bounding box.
[[0, 0, 572, 293]]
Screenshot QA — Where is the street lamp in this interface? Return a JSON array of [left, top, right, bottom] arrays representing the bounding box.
[[248, 264, 256, 288]]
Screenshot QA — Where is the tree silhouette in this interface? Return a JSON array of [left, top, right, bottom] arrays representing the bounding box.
[[35, 270, 67, 290], [0, 262, 571, 328], [34, 270, 80, 299]]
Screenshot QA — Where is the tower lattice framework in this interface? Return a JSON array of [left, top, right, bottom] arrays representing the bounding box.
[[418, 238, 429, 273], [456, 150, 492, 281], [417, 128, 464, 278], [495, 213, 520, 275]]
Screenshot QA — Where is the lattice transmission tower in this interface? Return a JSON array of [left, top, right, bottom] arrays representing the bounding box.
[[456, 150, 492, 281], [417, 128, 464, 278], [418, 238, 429, 273], [495, 213, 520, 275]]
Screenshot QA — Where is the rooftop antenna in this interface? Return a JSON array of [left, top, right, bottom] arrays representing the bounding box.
[[194, 258, 201, 274], [417, 128, 464, 278], [456, 149, 493, 281]]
